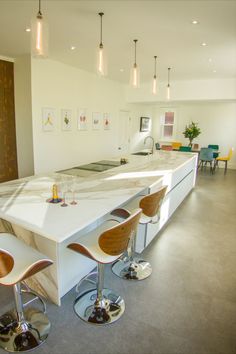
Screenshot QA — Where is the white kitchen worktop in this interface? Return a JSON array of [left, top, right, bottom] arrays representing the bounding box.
[[0, 150, 198, 304], [0, 151, 196, 244]]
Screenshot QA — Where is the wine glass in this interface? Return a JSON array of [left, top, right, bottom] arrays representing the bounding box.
[[70, 177, 77, 205], [60, 181, 68, 207]]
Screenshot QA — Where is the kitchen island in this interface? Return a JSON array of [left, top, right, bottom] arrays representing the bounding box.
[[0, 151, 197, 305]]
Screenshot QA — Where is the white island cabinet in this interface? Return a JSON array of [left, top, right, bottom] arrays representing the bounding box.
[[0, 151, 197, 305]]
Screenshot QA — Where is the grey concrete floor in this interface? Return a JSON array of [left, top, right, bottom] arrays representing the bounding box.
[[1, 168, 236, 354]]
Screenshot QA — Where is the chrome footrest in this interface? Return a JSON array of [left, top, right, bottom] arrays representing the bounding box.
[[0, 308, 51, 352], [112, 257, 152, 280], [74, 288, 125, 325]]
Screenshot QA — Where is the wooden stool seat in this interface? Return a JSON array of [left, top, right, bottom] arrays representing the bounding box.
[[0, 233, 53, 286], [112, 186, 167, 281], [67, 208, 142, 325]]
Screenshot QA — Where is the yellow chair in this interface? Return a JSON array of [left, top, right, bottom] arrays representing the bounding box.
[[172, 141, 182, 150], [215, 147, 234, 173]]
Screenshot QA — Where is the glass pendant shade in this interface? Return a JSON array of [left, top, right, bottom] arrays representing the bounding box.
[[166, 84, 170, 100], [152, 76, 157, 95], [152, 56, 157, 94], [97, 44, 107, 76], [31, 4, 49, 58], [130, 39, 140, 88], [166, 67, 171, 100], [97, 12, 107, 76], [130, 63, 140, 88]]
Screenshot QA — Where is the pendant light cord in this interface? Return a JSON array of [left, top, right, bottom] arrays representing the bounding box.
[[154, 56, 157, 78], [134, 39, 138, 65], [168, 67, 171, 86], [38, 0, 42, 17], [99, 12, 104, 47]]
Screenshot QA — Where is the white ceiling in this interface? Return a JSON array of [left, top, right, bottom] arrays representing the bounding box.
[[0, 0, 236, 83]]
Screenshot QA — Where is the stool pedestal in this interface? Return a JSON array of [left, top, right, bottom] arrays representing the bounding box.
[[74, 264, 125, 325], [0, 283, 50, 352], [112, 234, 152, 280]]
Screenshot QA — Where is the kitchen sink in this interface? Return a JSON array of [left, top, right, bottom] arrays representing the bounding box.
[[132, 151, 150, 156]]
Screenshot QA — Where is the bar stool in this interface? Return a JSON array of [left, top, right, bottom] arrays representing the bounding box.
[[67, 208, 142, 325], [112, 186, 167, 281], [0, 233, 53, 352]]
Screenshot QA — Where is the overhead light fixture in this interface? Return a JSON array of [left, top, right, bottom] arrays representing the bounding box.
[[25, 28, 31, 32], [31, 0, 49, 58], [152, 56, 157, 95], [70, 46, 76, 51], [192, 20, 199, 25], [167, 67, 171, 100], [97, 12, 107, 76], [213, 70, 217, 73], [130, 39, 140, 88], [201, 42, 207, 46]]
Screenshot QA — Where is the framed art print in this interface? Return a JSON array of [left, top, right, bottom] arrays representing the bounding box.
[[140, 117, 151, 132], [42, 108, 56, 132], [77, 109, 88, 131], [61, 109, 72, 131]]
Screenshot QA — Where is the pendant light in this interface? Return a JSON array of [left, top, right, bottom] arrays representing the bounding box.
[[166, 67, 171, 100], [152, 56, 157, 95], [130, 39, 140, 88], [31, 0, 49, 58], [97, 12, 107, 76]]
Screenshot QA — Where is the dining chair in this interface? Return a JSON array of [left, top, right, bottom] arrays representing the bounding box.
[[171, 142, 182, 150], [208, 144, 219, 159], [198, 147, 214, 173], [161, 145, 173, 151], [179, 146, 191, 152], [215, 147, 234, 174]]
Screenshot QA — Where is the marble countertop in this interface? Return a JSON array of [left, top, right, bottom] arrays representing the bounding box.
[[0, 151, 196, 243]]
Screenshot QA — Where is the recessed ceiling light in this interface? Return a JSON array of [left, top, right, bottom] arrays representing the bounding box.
[[213, 70, 217, 73], [192, 20, 199, 25], [120, 68, 124, 72], [208, 58, 212, 63], [201, 42, 207, 46], [70, 46, 76, 50], [25, 28, 31, 32]]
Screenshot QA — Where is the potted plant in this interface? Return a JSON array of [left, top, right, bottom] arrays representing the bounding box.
[[183, 122, 201, 147]]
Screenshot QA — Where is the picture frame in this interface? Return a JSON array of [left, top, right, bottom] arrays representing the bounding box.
[[77, 109, 88, 131], [92, 112, 102, 130], [140, 117, 151, 132], [42, 107, 56, 132], [61, 109, 72, 131], [103, 113, 111, 130]]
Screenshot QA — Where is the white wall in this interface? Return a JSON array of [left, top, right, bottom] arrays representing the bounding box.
[[14, 55, 34, 177], [126, 78, 236, 103], [152, 101, 236, 168], [31, 58, 152, 174]]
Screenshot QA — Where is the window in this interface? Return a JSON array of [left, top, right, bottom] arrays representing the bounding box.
[[160, 108, 177, 141]]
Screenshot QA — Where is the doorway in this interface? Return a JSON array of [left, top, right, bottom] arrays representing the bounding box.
[[118, 110, 131, 155], [0, 60, 18, 182]]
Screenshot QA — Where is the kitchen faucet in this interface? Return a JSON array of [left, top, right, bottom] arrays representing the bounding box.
[[144, 136, 155, 154]]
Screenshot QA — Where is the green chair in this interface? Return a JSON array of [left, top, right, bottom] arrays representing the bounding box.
[[179, 146, 191, 152], [208, 144, 219, 159], [198, 148, 214, 173]]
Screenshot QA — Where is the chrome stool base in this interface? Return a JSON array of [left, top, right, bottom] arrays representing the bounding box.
[[0, 308, 51, 352], [74, 288, 125, 325], [112, 258, 152, 280]]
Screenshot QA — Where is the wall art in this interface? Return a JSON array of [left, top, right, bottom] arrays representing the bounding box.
[[77, 109, 88, 130], [61, 109, 72, 131], [42, 107, 56, 131]]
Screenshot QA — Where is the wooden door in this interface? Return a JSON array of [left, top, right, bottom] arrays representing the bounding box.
[[0, 60, 18, 182]]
